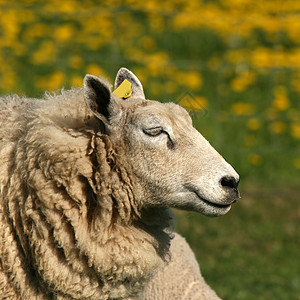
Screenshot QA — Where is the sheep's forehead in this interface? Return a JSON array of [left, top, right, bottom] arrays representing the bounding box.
[[129, 101, 192, 128]]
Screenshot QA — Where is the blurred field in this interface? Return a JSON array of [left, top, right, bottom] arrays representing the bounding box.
[[0, 0, 299, 299]]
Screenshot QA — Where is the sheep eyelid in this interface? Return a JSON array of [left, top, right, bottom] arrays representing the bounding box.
[[143, 127, 164, 137]]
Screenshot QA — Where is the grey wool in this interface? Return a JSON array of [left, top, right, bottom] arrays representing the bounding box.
[[0, 68, 239, 299]]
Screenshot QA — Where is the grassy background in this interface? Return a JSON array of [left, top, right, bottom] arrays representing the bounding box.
[[0, 0, 299, 299], [176, 186, 299, 299]]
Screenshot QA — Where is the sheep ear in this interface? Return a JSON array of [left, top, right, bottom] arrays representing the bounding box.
[[83, 74, 112, 121], [114, 67, 145, 99]]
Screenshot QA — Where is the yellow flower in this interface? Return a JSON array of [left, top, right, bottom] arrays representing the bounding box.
[[35, 71, 65, 91], [291, 123, 300, 139], [251, 47, 272, 69], [291, 70, 300, 94], [231, 71, 256, 92], [247, 118, 261, 131], [248, 153, 262, 165], [22, 23, 50, 43], [179, 96, 208, 111], [86, 64, 105, 76], [32, 40, 55, 64], [0, 71, 17, 92], [273, 86, 290, 111], [146, 52, 169, 76], [54, 25, 75, 42], [294, 158, 300, 169], [45, 0, 77, 13], [175, 71, 202, 90], [48, 71, 65, 91], [0, 9, 19, 47], [231, 102, 255, 115], [226, 49, 251, 64], [185, 71, 203, 90], [269, 121, 286, 134], [70, 75, 83, 87]]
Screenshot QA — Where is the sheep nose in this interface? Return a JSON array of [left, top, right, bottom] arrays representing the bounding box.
[[220, 176, 240, 193]]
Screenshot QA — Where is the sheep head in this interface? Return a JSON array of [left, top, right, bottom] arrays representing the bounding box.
[[83, 68, 240, 217]]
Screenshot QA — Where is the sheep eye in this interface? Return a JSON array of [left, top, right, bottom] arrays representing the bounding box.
[[143, 127, 164, 137]]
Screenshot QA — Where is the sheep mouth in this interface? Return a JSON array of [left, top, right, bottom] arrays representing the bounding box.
[[199, 195, 231, 209], [193, 191, 232, 209]]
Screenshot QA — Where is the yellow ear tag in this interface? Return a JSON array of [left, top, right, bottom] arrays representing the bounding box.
[[113, 79, 132, 99]]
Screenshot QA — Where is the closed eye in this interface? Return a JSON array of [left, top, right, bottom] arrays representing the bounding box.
[[143, 127, 164, 137]]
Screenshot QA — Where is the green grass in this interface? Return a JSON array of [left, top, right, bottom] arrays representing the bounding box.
[[175, 185, 300, 299]]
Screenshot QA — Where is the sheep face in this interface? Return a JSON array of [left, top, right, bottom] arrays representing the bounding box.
[[84, 68, 240, 217]]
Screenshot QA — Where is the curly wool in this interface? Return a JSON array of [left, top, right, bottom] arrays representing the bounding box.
[[0, 88, 172, 299]]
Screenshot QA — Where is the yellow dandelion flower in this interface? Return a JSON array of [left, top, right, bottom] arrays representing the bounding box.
[[178, 92, 208, 111], [231, 102, 255, 116], [46, 0, 76, 13], [175, 71, 202, 90], [146, 52, 169, 76], [226, 49, 250, 64], [54, 25, 74, 42], [231, 71, 256, 92], [0, 71, 17, 91], [291, 123, 300, 139], [291, 76, 300, 94], [180, 96, 208, 111], [273, 86, 290, 111], [47, 71, 65, 91], [185, 71, 203, 90], [85, 64, 105, 76], [22, 23, 50, 43], [294, 158, 300, 169], [70, 75, 83, 87], [36, 72, 65, 91], [32, 40, 55, 64], [291, 69, 300, 93], [247, 118, 261, 131], [251, 47, 272, 69], [248, 153, 262, 165], [269, 121, 286, 134]]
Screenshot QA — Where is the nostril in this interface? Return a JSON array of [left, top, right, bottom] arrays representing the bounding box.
[[220, 176, 239, 190]]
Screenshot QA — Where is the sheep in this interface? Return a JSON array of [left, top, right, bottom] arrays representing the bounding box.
[[0, 67, 239, 299], [135, 233, 221, 300]]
